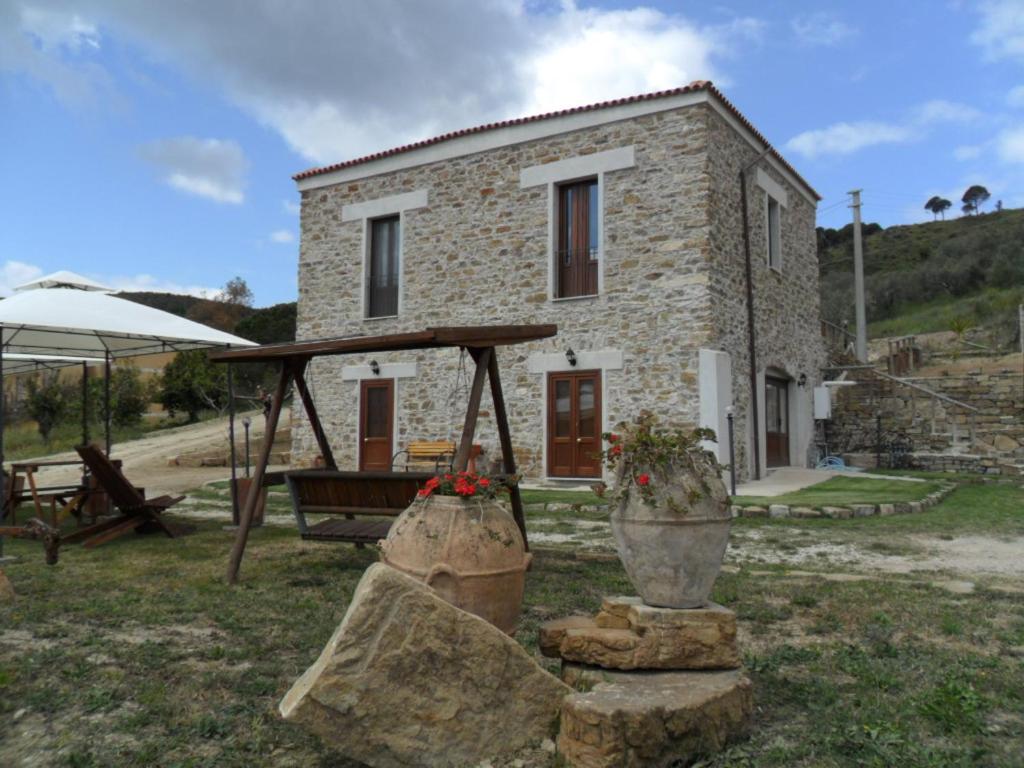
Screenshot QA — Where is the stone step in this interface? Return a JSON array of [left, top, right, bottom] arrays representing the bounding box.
[[558, 664, 753, 768]]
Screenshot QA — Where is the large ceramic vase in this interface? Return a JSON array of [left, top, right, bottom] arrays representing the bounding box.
[[380, 494, 532, 634], [610, 461, 731, 609]]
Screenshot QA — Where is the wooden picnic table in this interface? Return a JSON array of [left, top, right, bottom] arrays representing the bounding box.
[[3, 459, 93, 528]]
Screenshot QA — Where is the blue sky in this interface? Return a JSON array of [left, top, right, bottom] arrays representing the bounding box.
[[1, 1, 1022, 306]]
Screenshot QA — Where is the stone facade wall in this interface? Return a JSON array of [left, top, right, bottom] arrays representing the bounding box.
[[293, 100, 822, 481], [828, 371, 1024, 461], [294, 105, 719, 480], [705, 111, 826, 477]]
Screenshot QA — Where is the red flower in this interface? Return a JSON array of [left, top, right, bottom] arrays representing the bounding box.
[[610, 445, 622, 456], [479, 478, 491, 488], [636, 473, 650, 486], [608, 434, 620, 444], [417, 488, 432, 498]]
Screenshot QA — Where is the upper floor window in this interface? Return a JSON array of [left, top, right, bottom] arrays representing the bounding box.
[[367, 215, 399, 318], [766, 195, 781, 271], [556, 179, 598, 298]]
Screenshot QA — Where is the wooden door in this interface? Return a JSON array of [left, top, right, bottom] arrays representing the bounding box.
[[765, 376, 790, 468], [359, 379, 394, 471], [547, 371, 602, 478]]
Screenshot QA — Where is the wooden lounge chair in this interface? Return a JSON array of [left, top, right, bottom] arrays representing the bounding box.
[[61, 444, 190, 550]]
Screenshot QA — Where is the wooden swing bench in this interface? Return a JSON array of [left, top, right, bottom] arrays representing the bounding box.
[[286, 469, 432, 545]]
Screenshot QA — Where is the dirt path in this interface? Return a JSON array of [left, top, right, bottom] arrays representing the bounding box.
[[25, 408, 292, 497]]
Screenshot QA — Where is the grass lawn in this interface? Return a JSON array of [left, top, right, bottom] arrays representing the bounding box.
[[1, 483, 1022, 766], [732, 476, 946, 508]]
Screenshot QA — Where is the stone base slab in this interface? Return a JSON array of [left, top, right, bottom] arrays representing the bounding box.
[[558, 663, 753, 768], [540, 597, 740, 671]]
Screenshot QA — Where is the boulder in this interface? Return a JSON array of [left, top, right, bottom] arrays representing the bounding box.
[[768, 504, 790, 518], [542, 599, 740, 671], [280, 563, 570, 768], [540, 615, 597, 657], [0, 569, 14, 601], [740, 506, 767, 518], [558, 664, 753, 768]]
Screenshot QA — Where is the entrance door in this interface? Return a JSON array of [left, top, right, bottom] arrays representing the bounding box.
[[765, 376, 790, 468], [359, 379, 394, 471], [547, 371, 602, 478]]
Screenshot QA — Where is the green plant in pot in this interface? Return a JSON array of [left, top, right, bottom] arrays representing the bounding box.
[[595, 412, 730, 609]]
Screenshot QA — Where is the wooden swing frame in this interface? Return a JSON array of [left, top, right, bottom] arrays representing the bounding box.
[[210, 324, 557, 584]]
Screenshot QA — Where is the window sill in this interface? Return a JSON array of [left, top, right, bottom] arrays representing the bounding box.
[[550, 293, 600, 303], [362, 314, 399, 322], [768, 265, 783, 275]]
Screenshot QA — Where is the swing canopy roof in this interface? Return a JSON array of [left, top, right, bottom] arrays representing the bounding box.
[[210, 325, 557, 363], [0, 280, 256, 357]]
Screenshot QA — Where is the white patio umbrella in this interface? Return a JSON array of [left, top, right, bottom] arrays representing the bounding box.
[[0, 275, 256, 555]]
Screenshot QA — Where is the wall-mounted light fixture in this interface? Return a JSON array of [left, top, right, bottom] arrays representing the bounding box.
[[369, 360, 381, 376], [565, 348, 578, 367], [797, 373, 808, 389]]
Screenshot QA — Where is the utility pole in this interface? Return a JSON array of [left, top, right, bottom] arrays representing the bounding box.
[[849, 189, 867, 362]]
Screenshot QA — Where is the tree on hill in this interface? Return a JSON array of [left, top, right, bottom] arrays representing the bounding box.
[[158, 349, 226, 422], [924, 196, 952, 221], [185, 276, 253, 333], [961, 185, 990, 216]]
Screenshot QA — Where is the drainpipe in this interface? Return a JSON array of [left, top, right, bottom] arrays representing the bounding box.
[[739, 147, 772, 481]]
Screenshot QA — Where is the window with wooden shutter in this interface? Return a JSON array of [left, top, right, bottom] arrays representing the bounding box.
[[556, 179, 598, 298]]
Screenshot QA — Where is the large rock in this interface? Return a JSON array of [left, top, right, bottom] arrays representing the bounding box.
[[280, 563, 570, 768], [541, 598, 740, 671], [558, 664, 753, 767]]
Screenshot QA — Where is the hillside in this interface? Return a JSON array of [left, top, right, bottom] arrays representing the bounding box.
[[818, 208, 1024, 346], [119, 292, 296, 344]]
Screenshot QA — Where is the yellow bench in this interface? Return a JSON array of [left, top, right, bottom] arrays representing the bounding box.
[[394, 441, 480, 473]]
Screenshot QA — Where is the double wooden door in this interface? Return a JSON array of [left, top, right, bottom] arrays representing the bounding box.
[[359, 379, 394, 471], [547, 371, 602, 478]]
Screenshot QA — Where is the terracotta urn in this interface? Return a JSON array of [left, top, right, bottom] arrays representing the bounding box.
[[610, 461, 731, 609], [380, 494, 531, 633]]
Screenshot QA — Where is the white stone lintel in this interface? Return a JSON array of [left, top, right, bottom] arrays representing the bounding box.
[[520, 146, 635, 188], [527, 349, 623, 374], [341, 362, 418, 381], [755, 169, 788, 208], [341, 190, 428, 222]]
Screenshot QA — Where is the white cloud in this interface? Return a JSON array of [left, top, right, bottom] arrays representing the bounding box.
[[20, 7, 100, 52], [2, 2, 760, 164], [785, 121, 912, 159], [282, 199, 300, 215], [269, 230, 294, 244], [913, 99, 981, 124], [786, 99, 984, 159], [0, 260, 44, 296], [104, 273, 219, 297], [1008, 85, 1024, 107], [138, 137, 247, 204], [997, 126, 1024, 163], [791, 12, 858, 46], [954, 144, 983, 160], [971, 1, 1024, 62]]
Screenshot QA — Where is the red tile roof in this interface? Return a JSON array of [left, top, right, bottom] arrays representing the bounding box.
[[293, 80, 820, 200]]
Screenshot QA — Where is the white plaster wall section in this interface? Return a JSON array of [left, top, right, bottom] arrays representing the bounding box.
[[527, 349, 623, 480], [698, 348, 733, 464], [521, 146, 635, 302]]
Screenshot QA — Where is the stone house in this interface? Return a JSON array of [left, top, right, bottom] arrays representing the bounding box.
[[291, 81, 826, 482]]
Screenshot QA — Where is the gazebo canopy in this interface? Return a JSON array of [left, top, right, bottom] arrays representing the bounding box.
[[1, 353, 104, 376], [15, 270, 112, 292], [0, 285, 255, 357]]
